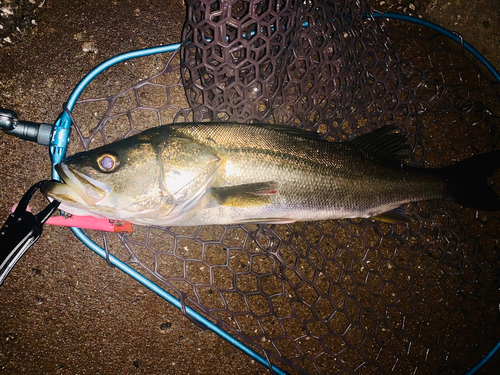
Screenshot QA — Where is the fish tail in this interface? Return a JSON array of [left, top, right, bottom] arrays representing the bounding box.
[[445, 150, 500, 211]]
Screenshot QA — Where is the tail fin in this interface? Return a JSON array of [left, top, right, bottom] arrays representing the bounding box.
[[445, 150, 500, 211]]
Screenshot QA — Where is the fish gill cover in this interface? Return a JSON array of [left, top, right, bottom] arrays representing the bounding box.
[[65, 0, 500, 373]]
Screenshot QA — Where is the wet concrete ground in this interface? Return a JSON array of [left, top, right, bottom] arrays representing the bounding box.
[[0, 0, 499, 374]]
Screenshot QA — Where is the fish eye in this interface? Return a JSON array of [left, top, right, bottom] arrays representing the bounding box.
[[96, 152, 120, 172]]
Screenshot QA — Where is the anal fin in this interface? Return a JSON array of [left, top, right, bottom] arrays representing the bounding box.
[[372, 206, 413, 224]]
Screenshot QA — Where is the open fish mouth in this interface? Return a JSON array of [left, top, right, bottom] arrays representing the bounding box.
[[47, 163, 112, 206]]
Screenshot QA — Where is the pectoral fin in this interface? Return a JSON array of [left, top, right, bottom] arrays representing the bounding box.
[[210, 182, 277, 207], [372, 206, 413, 223]]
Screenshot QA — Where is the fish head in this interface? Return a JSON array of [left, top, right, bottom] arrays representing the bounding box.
[[42, 128, 222, 223], [42, 135, 168, 220]]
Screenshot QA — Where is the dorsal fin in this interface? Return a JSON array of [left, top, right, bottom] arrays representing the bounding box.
[[250, 123, 326, 141], [346, 126, 410, 162]]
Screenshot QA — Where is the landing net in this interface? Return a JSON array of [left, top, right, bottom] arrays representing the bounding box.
[[63, 1, 500, 373]]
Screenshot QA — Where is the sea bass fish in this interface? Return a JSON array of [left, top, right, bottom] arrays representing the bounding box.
[[42, 123, 500, 226]]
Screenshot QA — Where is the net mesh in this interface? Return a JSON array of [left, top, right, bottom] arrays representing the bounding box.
[[65, 1, 500, 373]]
